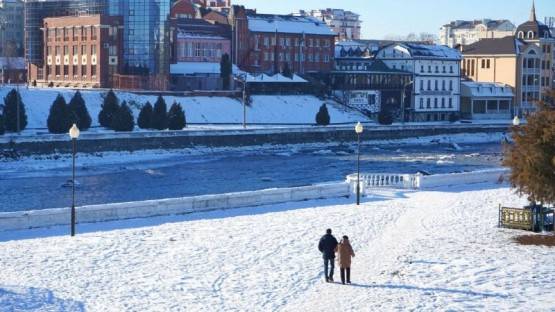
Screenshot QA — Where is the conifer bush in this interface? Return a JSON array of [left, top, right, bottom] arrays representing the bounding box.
[[68, 91, 92, 131], [138, 101, 153, 129], [315, 104, 330, 126], [377, 110, 394, 125], [168, 101, 186, 130], [47, 94, 71, 134], [151, 95, 168, 130], [3, 88, 27, 132], [98, 89, 120, 128], [111, 101, 135, 132]]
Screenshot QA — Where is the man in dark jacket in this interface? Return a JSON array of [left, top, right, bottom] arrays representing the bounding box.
[[318, 228, 339, 282]]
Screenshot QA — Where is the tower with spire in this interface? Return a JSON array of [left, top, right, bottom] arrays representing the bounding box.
[[515, 0, 551, 41]]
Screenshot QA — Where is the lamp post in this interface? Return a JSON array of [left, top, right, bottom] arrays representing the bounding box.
[[355, 122, 364, 205], [69, 124, 80, 236], [233, 73, 247, 129]]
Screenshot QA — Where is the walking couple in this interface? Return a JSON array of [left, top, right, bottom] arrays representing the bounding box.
[[318, 228, 355, 284]]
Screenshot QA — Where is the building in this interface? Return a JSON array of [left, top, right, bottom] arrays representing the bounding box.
[[231, 6, 336, 75], [297, 8, 361, 41], [29, 15, 123, 88], [461, 3, 554, 115], [170, 18, 232, 90], [460, 81, 514, 120], [439, 19, 515, 48], [193, 0, 230, 11], [376, 43, 462, 122], [0, 57, 25, 84], [331, 41, 412, 117], [0, 0, 24, 57], [171, 0, 200, 19]]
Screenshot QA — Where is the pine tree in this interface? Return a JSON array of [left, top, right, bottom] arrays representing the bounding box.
[[220, 53, 232, 90], [168, 101, 186, 130], [137, 101, 153, 129], [0, 113, 5, 135], [3, 88, 28, 132], [98, 89, 120, 128], [151, 95, 168, 130], [47, 94, 71, 134], [378, 110, 394, 125], [315, 104, 331, 126], [68, 91, 92, 131], [503, 90, 555, 206], [111, 101, 135, 132]]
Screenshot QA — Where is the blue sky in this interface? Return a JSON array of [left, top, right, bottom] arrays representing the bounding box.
[[232, 0, 555, 39]]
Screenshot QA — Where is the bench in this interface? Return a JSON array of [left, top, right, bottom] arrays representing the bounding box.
[[499, 205, 555, 232]]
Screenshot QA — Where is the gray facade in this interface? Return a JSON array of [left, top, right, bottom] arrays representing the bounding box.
[[0, 0, 24, 57]]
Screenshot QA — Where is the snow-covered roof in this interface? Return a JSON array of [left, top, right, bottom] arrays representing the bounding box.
[[170, 62, 241, 75], [403, 43, 461, 59], [244, 73, 307, 83], [247, 14, 336, 36], [0, 57, 25, 70], [461, 81, 514, 98]]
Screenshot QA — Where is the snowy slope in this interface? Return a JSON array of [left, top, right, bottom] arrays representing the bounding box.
[[0, 184, 552, 311], [0, 86, 365, 129]]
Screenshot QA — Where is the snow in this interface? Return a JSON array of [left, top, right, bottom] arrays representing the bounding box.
[[246, 73, 307, 83], [247, 15, 336, 36], [461, 81, 514, 98], [0, 86, 364, 129], [1, 184, 552, 311]]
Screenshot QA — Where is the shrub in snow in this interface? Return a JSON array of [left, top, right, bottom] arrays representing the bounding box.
[[220, 53, 232, 90], [111, 101, 135, 132], [503, 90, 555, 206], [47, 94, 71, 134], [98, 89, 120, 128], [168, 101, 186, 130], [449, 112, 460, 123], [68, 91, 92, 131], [138, 101, 153, 129], [3, 88, 27, 132], [151, 95, 168, 130], [315, 104, 330, 126], [0, 113, 4, 135], [378, 110, 393, 125]]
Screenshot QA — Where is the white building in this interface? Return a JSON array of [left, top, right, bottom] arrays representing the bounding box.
[[439, 19, 515, 48], [460, 81, 514, 120], [376, 43, 462, 122], [297, 8, 361, 41]]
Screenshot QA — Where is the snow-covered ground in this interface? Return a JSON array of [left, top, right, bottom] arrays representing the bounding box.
[[1, 184, 552, 311], [0, 86, 364, 130]]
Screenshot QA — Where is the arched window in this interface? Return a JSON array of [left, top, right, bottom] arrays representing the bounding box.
[[527, 31, 535, 39], [434, 98, 438, 108], [442, 80, 446, 90], [420, 98, 424, 109], [427, 98, 431, 108], [441, 98, 445, 108], [517, 31, 524, 39]]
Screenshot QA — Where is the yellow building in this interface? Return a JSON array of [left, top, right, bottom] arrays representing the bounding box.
[[460, 2, 554, 116]]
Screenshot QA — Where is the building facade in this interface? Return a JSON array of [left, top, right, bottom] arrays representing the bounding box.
[[439, 19, 515, 48], [376, 43, 462, 122], [169, 18, 232, 90], [0, 0, 24, 57], [461, 3, 554, 115], [460, 81, 513, 120], [331, 41, 412, 118], [231, 6, 336, 75], [297, 8, 361, 41], [29, 15, 123, 88]]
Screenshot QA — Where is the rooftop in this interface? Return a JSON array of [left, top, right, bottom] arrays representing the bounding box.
[[461, 36, 527, 55], [247, 14, 336, 36], [461, 81, 514, 98]]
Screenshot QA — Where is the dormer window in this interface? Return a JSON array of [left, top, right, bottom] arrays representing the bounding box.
[[518, 31, 524, 39], [527, 31, 535, 39]]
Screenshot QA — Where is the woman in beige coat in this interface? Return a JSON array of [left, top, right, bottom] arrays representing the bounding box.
[[335, 235, 355, 284]]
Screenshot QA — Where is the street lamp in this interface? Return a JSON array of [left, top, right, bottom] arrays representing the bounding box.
[[69, 124, 80, 236], [355, 122, 364, 205], [233, 73, 248, 129], [512, 115, 520, 127]]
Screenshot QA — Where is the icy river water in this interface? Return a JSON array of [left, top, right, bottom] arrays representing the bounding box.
[[0, 141, 504, 212]]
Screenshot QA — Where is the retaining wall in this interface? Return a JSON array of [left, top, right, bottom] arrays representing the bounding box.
[[417, 169, 509, 189], [0, 124, 509, 156], [0, 182, 350, 232]]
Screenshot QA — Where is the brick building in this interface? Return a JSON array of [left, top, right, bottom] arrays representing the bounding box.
[[231, 6, 336, 75], [28, 15, 123, 88]]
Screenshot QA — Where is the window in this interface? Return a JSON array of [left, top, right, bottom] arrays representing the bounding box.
[[517, 31, 524, 39], [420, 80, 424, 90], [434, 98, 438, 108], [285, 38, 290, 46], [434, 80, 438, 91], [279, 38, 284, 46], [63, 65, 68, 76], [72, 65, 78, 76], [426, 98, 431, 108], [55, 65, 60, 76], [64, 46, 69, 55], [324, 55, 329, 62], [441, 98, 445, 108], [420, 98, 424, 109], [474, 100, 486, 113], [442, 80, 445, 90], [481, 59, 485, 68], [428, 65, 431, 73], [421, 65, 424, 72], [73, 45, 78, 55], [442, 66, 446, 73], [435, 66, 439, 73], [264, 37, 269, 47], [427, 80, 431, 90], [55, 46, 61, 55], [486, 59, 490, 68], [81, 45, 87, 55], [449, 80, 453, 91], [450, 66, 453, 73], [91, 65, 97, 77], [82, 65, 87, 76], [448, 98, 453, 108], [527, 31, 534, 39], [487, 100, 497, 112]]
